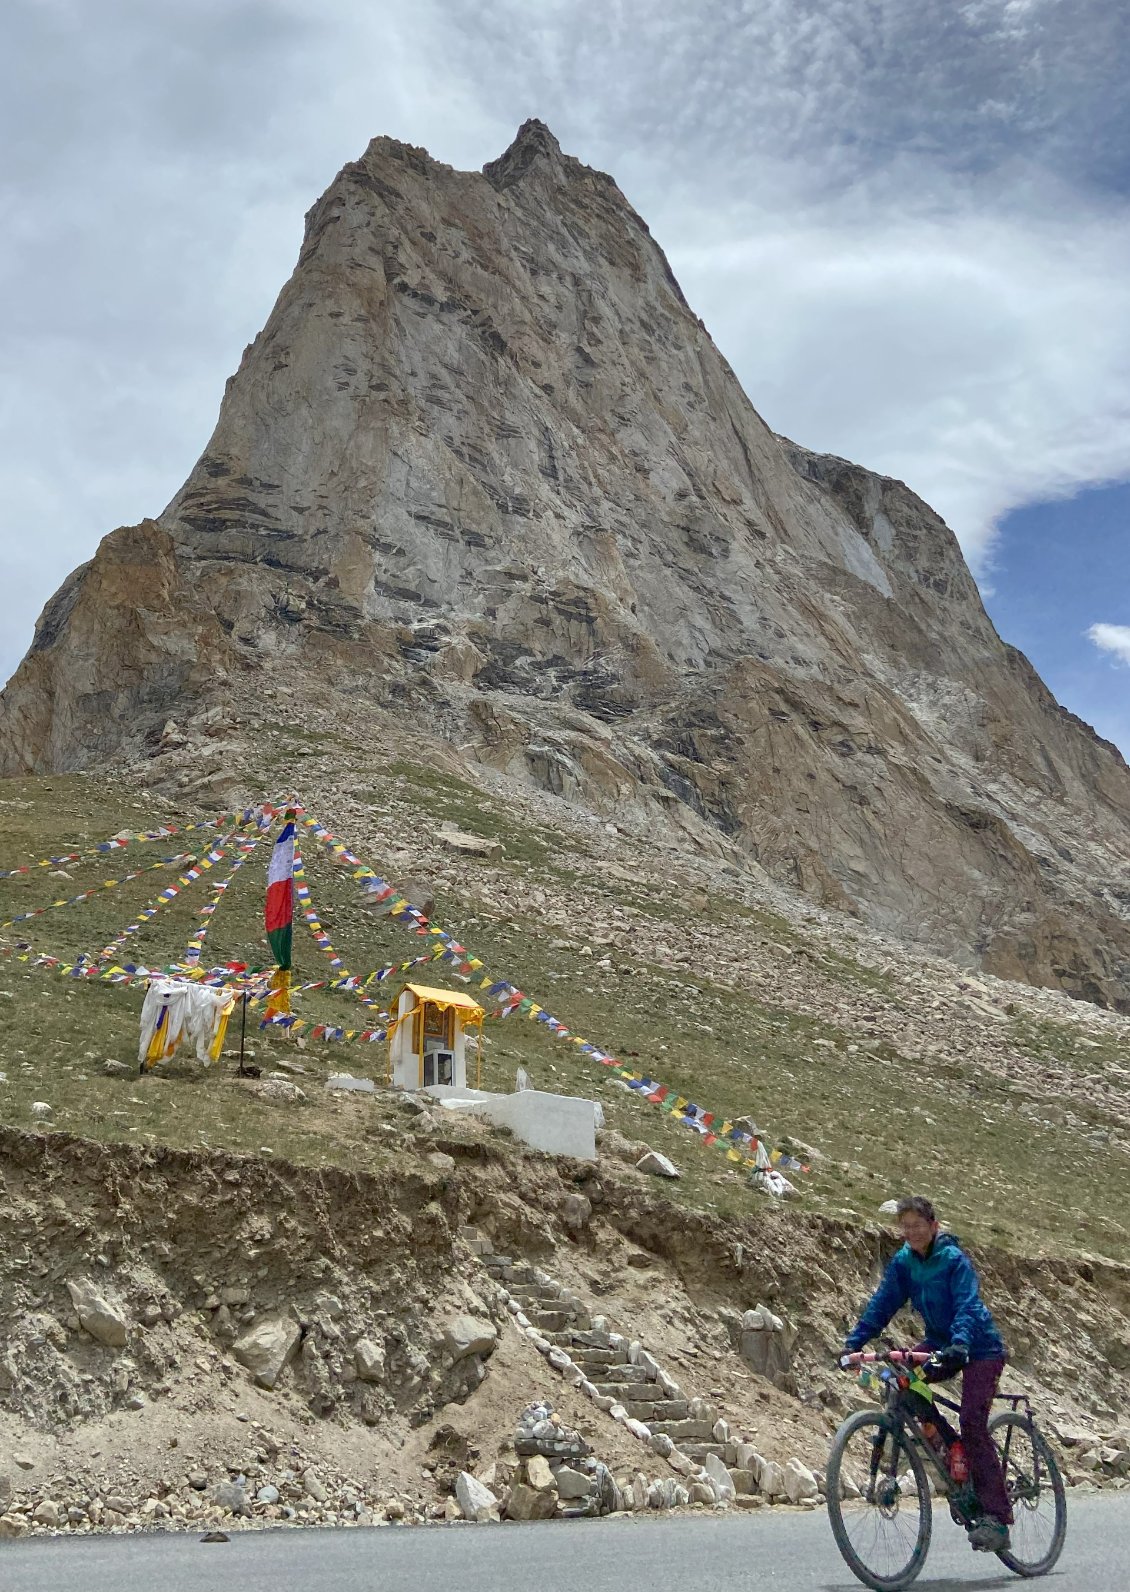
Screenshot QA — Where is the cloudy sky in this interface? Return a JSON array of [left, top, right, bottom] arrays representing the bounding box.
[[3, 0, 1129, 745]]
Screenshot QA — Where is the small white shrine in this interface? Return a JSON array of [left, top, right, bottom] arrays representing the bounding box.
[[387, 982, 485, 1091]]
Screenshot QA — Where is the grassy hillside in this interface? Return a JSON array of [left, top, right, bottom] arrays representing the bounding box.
[[1, 756, 1127, 1263]]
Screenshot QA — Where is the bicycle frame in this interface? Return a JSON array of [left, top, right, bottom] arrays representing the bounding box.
[[869, 1368, 961, 1504], [854, 1352, 1046, 1515]]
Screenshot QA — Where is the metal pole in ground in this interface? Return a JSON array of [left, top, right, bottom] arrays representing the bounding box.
[[238, 991, 248, 1076]]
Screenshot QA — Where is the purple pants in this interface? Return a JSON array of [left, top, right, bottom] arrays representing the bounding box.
[[918, 1353, 1012, 1524], [959, 1357, 1012, 1525]]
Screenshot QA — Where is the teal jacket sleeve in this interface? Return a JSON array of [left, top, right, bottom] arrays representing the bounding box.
[[845, 1253, 909, 1351], [945, 1247, 984, 1349]]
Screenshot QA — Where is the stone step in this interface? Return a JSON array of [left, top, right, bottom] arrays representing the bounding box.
[[556, 1343, 629, 1365], [585, 1363, 657, 1386], [648, 1419, 718, 1442], [530, 1310, 586, 1333], [567, 1330, 617, 1349], [683, 1443, 728, 1461], [616, 1398, 689, 1423], [497, 1266, 537, 1285], [508, 1281, 566, 1299]]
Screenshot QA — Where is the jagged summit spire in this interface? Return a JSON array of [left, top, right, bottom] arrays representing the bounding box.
[[483, 118, 566, 190]]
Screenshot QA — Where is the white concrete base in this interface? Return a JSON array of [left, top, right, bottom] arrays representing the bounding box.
[[426, 1086, 597, 1161]]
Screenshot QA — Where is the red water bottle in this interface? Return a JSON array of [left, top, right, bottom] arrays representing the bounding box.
[[949, 1441, 969, 1483]]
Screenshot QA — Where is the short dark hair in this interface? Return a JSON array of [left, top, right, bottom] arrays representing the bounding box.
[[896, 1196, 936, 1222]]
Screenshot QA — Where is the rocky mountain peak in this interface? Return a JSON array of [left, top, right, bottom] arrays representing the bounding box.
[[4, 125, 1130, 1007], [483, 117, 566, 190]]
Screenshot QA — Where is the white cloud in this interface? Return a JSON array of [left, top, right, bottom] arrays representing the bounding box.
[[1088, 623, 1130, 666], [664, 190, 1130, 572]]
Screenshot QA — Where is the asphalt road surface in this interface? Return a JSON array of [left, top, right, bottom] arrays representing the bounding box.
[[5, 1493, 1127, 1592]]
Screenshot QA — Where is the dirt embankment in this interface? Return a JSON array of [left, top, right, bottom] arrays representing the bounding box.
[[1, 1126, 1127, 1531]]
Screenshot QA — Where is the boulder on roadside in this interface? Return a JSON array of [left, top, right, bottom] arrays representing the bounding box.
[[784, 1458, 819, 1503], [231, 1314, 301, 1389], [455, 1471, 497, 1522], [66, 1277, 129, 1348], [211, 1480, 249, 1515], [759, 1460, 786, 1499], [505, 1483, 556, 1520], [553, 1466, 592, 1501], [704, 1452, 735, 1500]]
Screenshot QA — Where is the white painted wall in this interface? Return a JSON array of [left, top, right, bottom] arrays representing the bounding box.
[[426, 1086, 597, 1161]]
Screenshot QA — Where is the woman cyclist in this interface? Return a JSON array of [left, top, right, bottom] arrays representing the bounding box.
[[842, 1194, 1012, 1553]]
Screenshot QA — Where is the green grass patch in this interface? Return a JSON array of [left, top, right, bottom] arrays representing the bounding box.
[[1, 768, 1126, 1264]]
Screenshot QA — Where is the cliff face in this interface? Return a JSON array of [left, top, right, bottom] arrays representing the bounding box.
[[3, 120, 1129, 1004]]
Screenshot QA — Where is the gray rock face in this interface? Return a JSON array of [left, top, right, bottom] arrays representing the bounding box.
[[6, 118, 1130, 1005], [739, 1304, 792, 1380]]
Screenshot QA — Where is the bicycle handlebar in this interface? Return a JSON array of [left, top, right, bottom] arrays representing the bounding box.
[[840, 1349, 932, 1368]]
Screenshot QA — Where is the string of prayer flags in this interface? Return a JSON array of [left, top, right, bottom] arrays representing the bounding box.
[[257, 1012, 388, 1043], [0, 806, 264, 880], [87, 841, 236, 966], [181, 835, 262, 967], [0, 852, 198, 932], [292, 852, 386, 1012], [293, 805, 806, 1183]]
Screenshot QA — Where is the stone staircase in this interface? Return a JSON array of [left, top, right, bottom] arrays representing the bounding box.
[[468, 1233, 814, 1507]]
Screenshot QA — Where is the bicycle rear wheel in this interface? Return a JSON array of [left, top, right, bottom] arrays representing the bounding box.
[[989, 1411, 1067, 1577], [826, 1409, 932, 1591]]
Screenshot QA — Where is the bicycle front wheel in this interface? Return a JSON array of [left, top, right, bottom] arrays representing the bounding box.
[[989, 1411, 1067, 1577], [826, 1409, 933, 1592]]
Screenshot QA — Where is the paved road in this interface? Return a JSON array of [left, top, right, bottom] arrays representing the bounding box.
[[4, 1493, 1127, 1592]]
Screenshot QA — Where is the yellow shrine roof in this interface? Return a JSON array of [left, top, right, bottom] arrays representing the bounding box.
[[401, 982, 485, 1019]]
